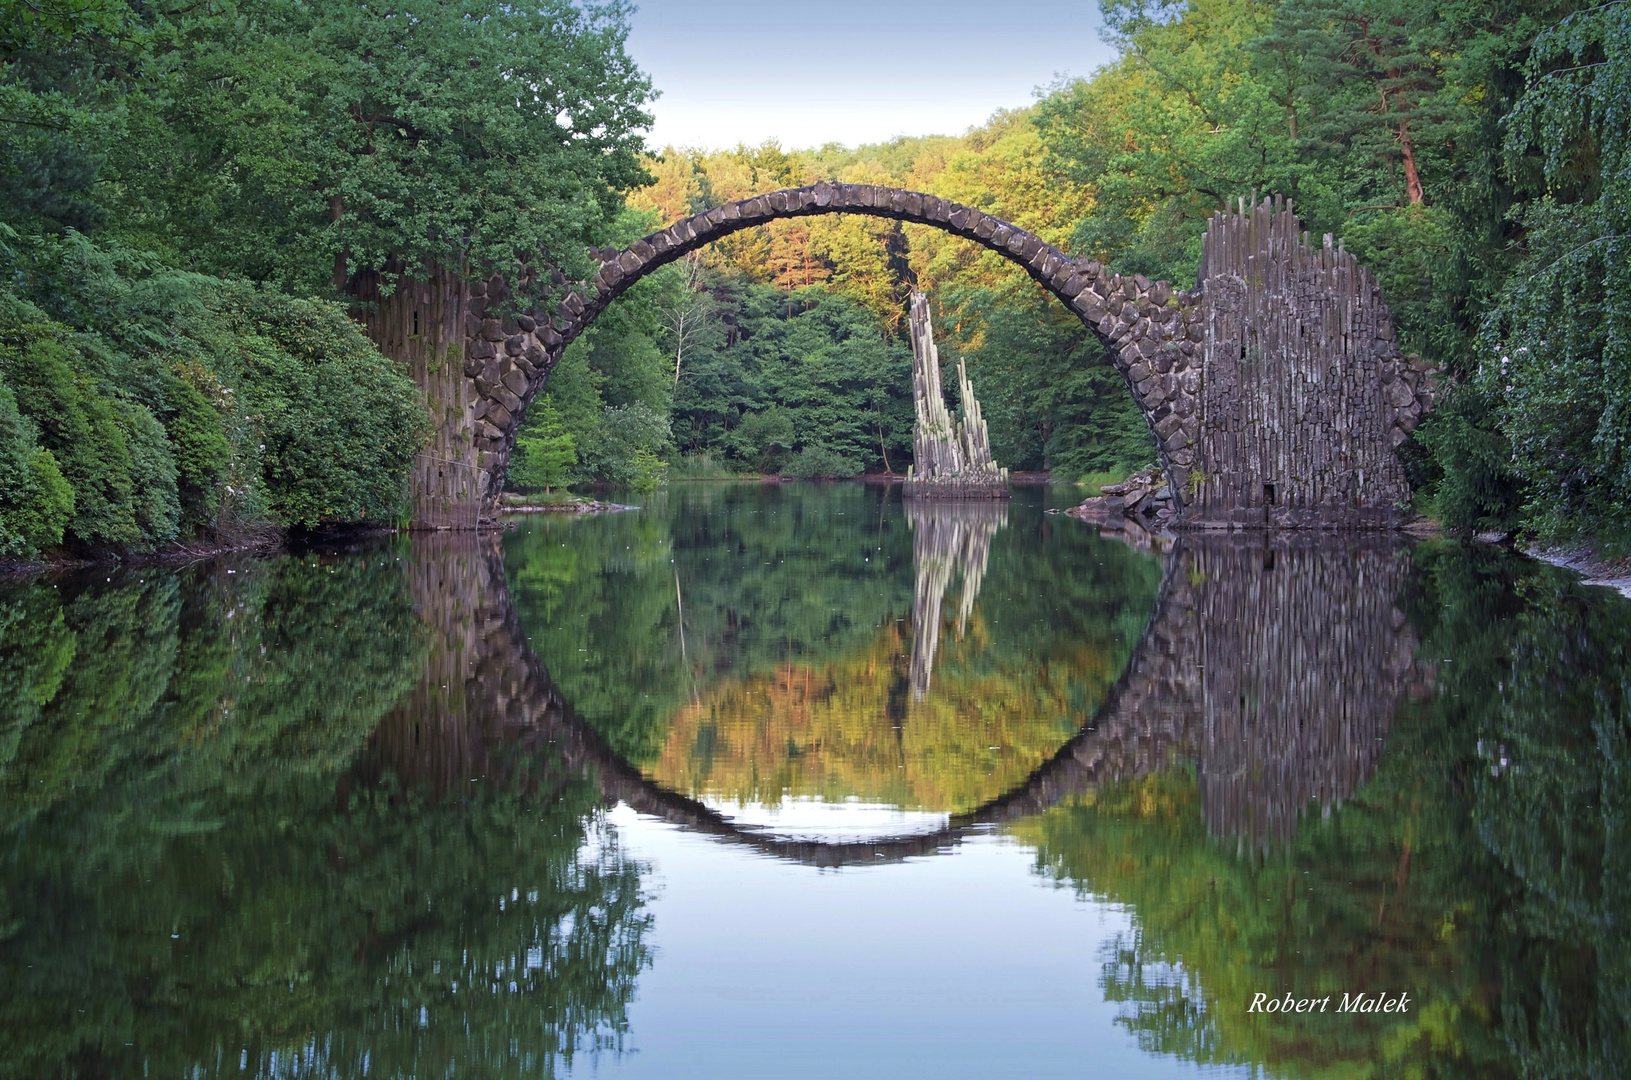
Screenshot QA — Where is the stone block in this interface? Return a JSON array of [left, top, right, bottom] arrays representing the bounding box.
[[469, 338, 497, 360], [502, 369, 529, 396], [1129, 362, 1152, 385], [504, 335, 526, 356], [463, 356, 484, 378], [479, 319, 504, 342]]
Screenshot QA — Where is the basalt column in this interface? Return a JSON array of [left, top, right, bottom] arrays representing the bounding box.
[[1187, 197, 1436, 529], [353, 266, 488, 530], [903, 292, 1009, 499]]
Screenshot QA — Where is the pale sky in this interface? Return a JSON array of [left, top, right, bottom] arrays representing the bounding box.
[[624, 0, 1117, 152]]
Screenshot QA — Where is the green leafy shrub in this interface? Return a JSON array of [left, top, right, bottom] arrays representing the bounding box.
[[782, 444, 861, 479], [201, 285, 429, 527], [1415, 388, 1525, 535], [0, 245, 428, 545], [0, 295, 144, 546], [580, 402, 673, 488], [0, 385, 73, 557]]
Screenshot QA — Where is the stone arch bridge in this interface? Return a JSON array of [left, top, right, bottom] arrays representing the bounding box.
[[367, 531, 1430, 866], [368, 186, 1436, 531]]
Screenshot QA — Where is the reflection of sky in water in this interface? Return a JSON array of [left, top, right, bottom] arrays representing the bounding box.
[[696, 795, 951, 843], [589, 804, 1249, 1080]]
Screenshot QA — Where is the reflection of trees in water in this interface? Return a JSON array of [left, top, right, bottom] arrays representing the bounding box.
[[1014, 542, 1631, 1080], [0, 546, 651, 1080], [906, 498, 1008, 700]]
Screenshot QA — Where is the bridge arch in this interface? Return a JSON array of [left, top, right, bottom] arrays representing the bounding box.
[[401, 188, 1433, 529], [448, 182, 1204, 515]]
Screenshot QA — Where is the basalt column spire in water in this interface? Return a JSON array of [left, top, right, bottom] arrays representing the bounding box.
[[904, 292, 1009, 499]]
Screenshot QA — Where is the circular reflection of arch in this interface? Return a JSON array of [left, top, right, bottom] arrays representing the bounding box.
[[371, 533, 1429, 867]]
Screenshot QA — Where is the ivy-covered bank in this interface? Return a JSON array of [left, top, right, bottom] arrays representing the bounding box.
[[1, 233, 428, 564]]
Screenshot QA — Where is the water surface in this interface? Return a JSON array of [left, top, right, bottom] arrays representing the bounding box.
[[2, 483, 1628, 1078]]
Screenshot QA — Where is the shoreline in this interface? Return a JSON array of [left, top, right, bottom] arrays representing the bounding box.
[[1528, 545, 1631, 599]]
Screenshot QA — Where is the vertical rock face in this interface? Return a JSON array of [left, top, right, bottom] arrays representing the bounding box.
[[903, 292, 1009, 499], [353, 266, 487, 529], [1188, 196, 1432, 529]]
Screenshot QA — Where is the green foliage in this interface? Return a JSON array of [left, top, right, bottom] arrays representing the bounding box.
[[782, 444, 862, 479], [0, 294, 145, 546], [0, 235, 429, 547], [94, 0, 653, 298], [0, 385, 72, 557], [627, 447, 669, 493], [1415, 386, 1525, 532], [670, 286, 913, 474], [941, 282, 1155, 475], [580, 401, 673, 488], [1475, 1, 1631, 542], [511, 404, 578, 493], [202, 283, 430, 527]]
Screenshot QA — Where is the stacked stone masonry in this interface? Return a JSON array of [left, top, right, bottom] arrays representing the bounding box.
[[393, 184, 1432, 530]]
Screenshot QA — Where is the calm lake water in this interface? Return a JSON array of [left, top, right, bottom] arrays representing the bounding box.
[[3, 482, 1629, 1079]]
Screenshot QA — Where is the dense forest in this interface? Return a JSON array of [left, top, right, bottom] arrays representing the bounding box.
[[4, 0, 1629, 549]]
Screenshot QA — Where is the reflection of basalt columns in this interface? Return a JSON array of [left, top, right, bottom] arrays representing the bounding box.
[[904, 292, 1009, 499], [906, 500, 1008, 700], [966, 534, 1430, 845]]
